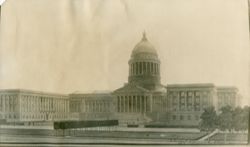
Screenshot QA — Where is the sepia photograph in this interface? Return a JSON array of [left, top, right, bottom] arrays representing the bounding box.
[[0, 0, 249, 146]]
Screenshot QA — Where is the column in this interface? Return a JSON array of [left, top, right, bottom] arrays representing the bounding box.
[[119, 97, 121, 113], [124, 96, 126, 112], [135, 96, 137, 113], [155, 64, 157, 74], [137, 95, 140, 113], [142, 62, 144, 74], [139, 62, 141, 74], [148, 62, 151, 74], [123, 96, 125, 113], [2, 96, 4, 113], [138, 62, 140, 75], [141, 62, 143, 74], [156, 64, 158, 74], [154, 63, 157, 74], [99, 102, 102, 112], [152, 63, 154, 74], [126, 96, 129, 113], [134, 63, 136, 75], [156, 63, 158, 74], [151, 63, 154, 74], [149, 63, 151, 74], [133, 63, 135, 75], [128, 96, 131, 113], [191, 92, 193, 111], [144, 96, 147, 113], [129, 65, 131, 75], [184, 92, 187, 111], [94, 101, 97, 112], [140, 96, 143, 113], [131, 96, 133, 113], [135, 62, 139, 75], [157, 64, 159, 74], [117, 97, 119, 112], [144, 62, 146, 74], [126, 96, 128, 113], [131, 64, 134, 75], [120, 96, 123, 113], [158, 64, 160, 75]]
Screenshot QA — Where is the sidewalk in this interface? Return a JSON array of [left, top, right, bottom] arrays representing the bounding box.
[[198, 129, 218, 141]]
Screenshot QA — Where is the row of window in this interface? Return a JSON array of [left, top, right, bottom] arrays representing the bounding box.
[[21, 98, 68, 113], [169, 91, 210, 97], [0, 114, 18, 119], [70, 101, 112, 113], [21, 113, 67, 120], [172, 114, 200, 121], [171, 97, 211, 104], [0, 96, 18, 112]]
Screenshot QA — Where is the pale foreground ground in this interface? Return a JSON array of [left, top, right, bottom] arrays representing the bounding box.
[[0, 133, 248, 146], [0, 127, 248, 146]]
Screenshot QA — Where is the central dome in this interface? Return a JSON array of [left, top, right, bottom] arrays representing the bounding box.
[[131, 32, 157, 57], [128, 32, 161, 90]]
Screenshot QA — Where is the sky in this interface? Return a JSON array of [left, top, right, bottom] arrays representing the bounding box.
[[0, 0, 5, 5], [0, 0, 249, 106]]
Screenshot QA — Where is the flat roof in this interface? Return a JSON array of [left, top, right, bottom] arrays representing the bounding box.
[[0, 89, 68, 97], [166, 83, 215, 88], [217, 86, 238, 91]]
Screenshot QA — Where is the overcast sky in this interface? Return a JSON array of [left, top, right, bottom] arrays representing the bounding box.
[[0, 0, 249, 106]]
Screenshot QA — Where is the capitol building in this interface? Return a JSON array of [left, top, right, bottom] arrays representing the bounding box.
[[0, 33, 241, 127]]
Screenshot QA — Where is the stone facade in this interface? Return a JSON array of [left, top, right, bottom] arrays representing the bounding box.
[[0, 89, 69, 124], [217, 87, 239, 109], [69, 92, 115, 121], [166, 84, 217, 126]]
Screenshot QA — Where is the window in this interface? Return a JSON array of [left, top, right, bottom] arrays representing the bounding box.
[[181, 97, 185, 103], [195, 104, 200, 111], [188, 115, 191, 120], [188, 92, 193, 96], [172, 115, 176, 120], [180, 115, 184, 120], [188, 105, 192, 111], [195, 115, 199, 120], [195, 97, 200, 103]]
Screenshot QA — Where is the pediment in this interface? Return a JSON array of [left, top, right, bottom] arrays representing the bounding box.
[[113, 83, 150, 94]]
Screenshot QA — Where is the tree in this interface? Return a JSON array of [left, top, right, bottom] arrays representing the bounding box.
[[217, 106, 233, 131], [199, 106, 217, 132], [241, 106, 249, 131], [232, 107, 243, 131]]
